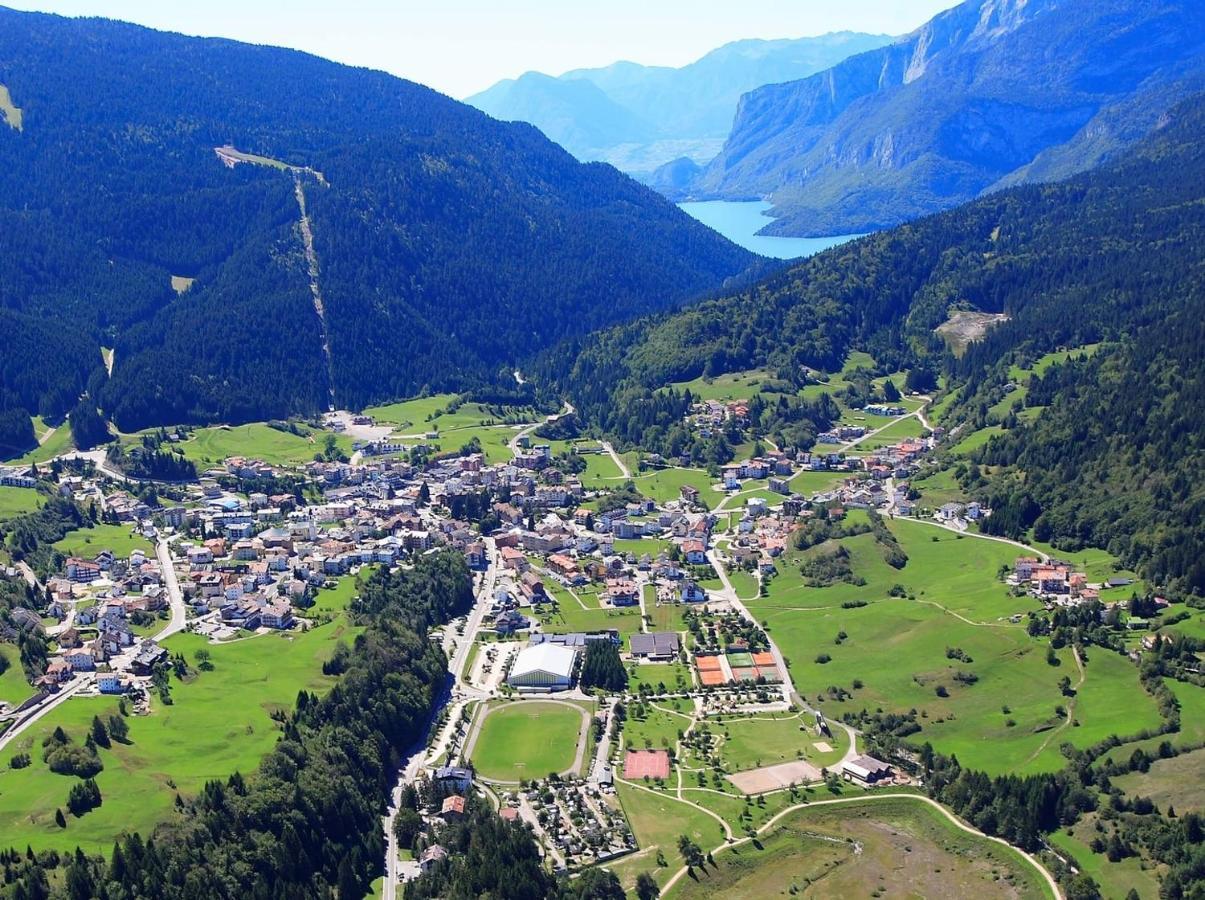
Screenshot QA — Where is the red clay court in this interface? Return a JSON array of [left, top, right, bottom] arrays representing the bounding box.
[[624, 749, 671, 780]]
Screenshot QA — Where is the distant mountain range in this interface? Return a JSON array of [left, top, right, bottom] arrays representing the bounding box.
[[466, 32, 892, 177], [675, 0, 1205, 236], [0, 6, 754, 439]]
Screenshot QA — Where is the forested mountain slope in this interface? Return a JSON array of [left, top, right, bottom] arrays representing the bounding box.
[[538, 95, 1205, 595], [0, 6, 752, 434], [686, 0, 1205, 236]]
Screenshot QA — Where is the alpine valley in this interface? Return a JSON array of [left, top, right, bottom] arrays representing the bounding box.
[[0, 2, 1202, 900]]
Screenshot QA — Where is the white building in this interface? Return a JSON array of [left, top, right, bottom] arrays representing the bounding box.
[[507, 643, 578, 692]]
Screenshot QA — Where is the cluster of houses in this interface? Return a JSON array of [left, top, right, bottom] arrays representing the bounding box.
[[1010, 556, 1101, 605]]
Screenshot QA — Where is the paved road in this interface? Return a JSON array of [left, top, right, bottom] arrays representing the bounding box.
[[14, 561, 40, 591], [600, 441, 631, 478], [380, 539, 499, 900], [151, 538, 187, 643], [0, 675, 92, 753], [705, 548, 798, 705]]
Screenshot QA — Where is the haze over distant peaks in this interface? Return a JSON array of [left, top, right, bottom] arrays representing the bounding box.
[[466, 32, 893, 177], [679, 0, 1205, 236]]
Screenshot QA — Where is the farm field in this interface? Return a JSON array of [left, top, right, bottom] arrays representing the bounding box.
[[0, 487, 43, 522], [467, 701, 586, 782], [0, 614, 359, 853], [752, 518, 1162, 774], [1095, 679, 1205, 762], [673, 796, 1054, 900], [178, 423, 352, 468], [53, 523, 152, 559]]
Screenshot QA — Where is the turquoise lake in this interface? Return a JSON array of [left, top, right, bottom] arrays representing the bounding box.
[[678, 200, 862, 259]]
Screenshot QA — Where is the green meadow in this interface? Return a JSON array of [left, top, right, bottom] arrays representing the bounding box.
[[752, 517, 1161, 774], [178, 422, 353, 468], [6, 424, 73, 465], [53, 523, 153, 559], [0, 613, 360, 853], [0, 645, 32, 708], [0, 487, 44, 522], [673, 796, 1054, 900]]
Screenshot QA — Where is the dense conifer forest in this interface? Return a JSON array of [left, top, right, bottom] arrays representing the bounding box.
[[0, 7, 752, 433]]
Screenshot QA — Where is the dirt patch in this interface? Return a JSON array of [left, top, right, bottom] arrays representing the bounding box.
[[813, 741, 833, 753], [727, 759, 822, 794], [935, 310, 1009, 355]]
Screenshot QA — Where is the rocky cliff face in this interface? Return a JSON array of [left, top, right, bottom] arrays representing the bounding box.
[[687, 0, 1205, 236]]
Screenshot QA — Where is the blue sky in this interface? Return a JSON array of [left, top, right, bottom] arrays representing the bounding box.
[[7, 1, 960, 98]]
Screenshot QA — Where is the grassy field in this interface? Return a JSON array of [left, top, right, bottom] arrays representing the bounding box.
[[178, 423, 352, 468], [365, 396, 535, 464], [468, 701, 585, 782], [53, 523, 152, 559], [608, 781, 726, 889], [1113, 748, 1205, 814], [363, 394, 458, 429], [1050, 812, 1159, 900], [577, 451, 624, 487], [665, 370, 774, 403], [852, 414, 925, 451], [0, 84, 22, 131], [673, 796, 1054, 900], [0, 646, 32, 708], [626, 468, 718, 506], [6, 425, 73, 465], [949, 424, 1004, 456], [786, 469, 848, 496], [0, 615, 359, 853], [628, 663, 692, 694], [911, 467, 968, 510], [752, 517, 1162, 774], [623, 699, 692, 754], [1007, 344, 1101, 384], [0, 487, 44, 522], [535, 602, 643, 637], [713, 712, 850, 773]]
